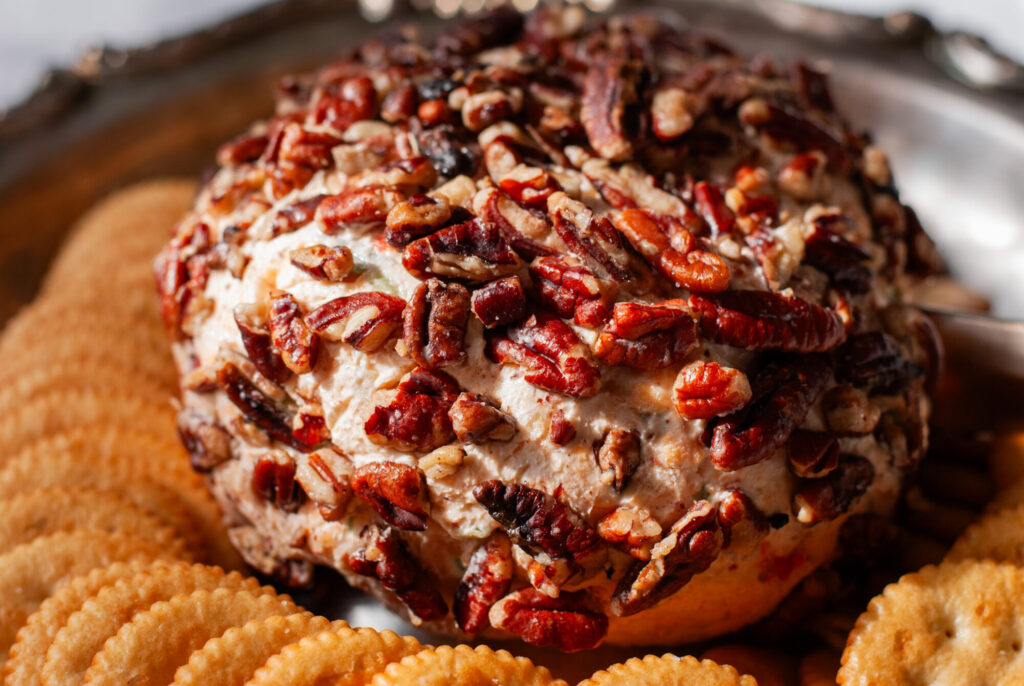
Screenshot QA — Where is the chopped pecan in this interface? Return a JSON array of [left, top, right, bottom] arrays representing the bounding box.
[[351, 461, 429, 530], [402, 218, 522, 282], [380, 82, 417, 123], [651, 85, 698, 140], [611, 500, 723, 617], [292, 409, 332, 451], [793, 455, 875, 524], [581, 56, 639, 161], [364, 367, 460, 452], [449, 393, 516, 443], [307, 291, 406, 352], [354, 157, 438, 192], [486, 313, 601, 398], [270, 123, 341, 195], [434, 6, 524, 56], [738, 98, 849, 170], [453, 534, 513, 635], [597, 506, 662, 560], [272, 195, 328, 236], [216, 131, 268, 165], [384, 194, 453, 247], [252, 455, 303, 511], [417, 124, 480, 178], [548, 192, 635, 283], [471, 276, 528, 328], [317, 186, 405, 233], [693, 182, 735, 238], [716, 489, 769, 553], [417, 444, 465, 481], [777, 151, 827, 200], [787, 429, 840, 478], [233, 303, 290, 383], [462, 89, 521, 132], [705, 355, 832, 471], [473, 480, 602, 565], [176, 408, 232, 472], [308, 75, 377, 131], [594, 429, 642, 492], [804, 214, 872, 294], [403, 279, 470, 368], [822, 385, 881, 436], [295, 450, 352, 518], [791, 62, 835, 113], [489, 588, 608, 652], [673, 360, 752, 420], [836, 332, 921, 394], [476, 187, 557, 260], [418, 99, 452, 127], [593, 301, 698, 370], [268, 290, 319, 375], [690, 290, 846, 353], [217, 363, 330, 452], [348, 525, 448, 621], [155, 220, 212, 339], [288, 244, 354, 282], [548, 410, 575, 446], [529, 256, 614, 327], [498, 164, 560, 209]]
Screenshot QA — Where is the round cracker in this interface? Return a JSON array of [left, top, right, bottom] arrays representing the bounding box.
[[0, 530, 189, 661], [839, 560, 1024, 685], [171, 613, 342, 686], [369, 644, 564, 686], [0, 344, 177, 392], [4, 559, 169, 686], [578, 654, 757, 686], [0, 487, 172, 554], [43, 563, 267, 686], [701, 645, 797, 686], [83, 588, 298, 686], [249, 627, 425, 686], [800, 649, 842, 686], [946, 503, 1024, 566]]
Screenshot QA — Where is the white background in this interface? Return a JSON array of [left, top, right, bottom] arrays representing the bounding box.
[[1, 0, 1022, 110]]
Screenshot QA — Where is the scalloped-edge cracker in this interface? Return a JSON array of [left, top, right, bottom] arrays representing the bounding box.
[[43, 563, 267, 686], [947, 502, 1024, 566], [0, 530, 188, 662], [0, 360, 172, 416], [839, 560, 1024, 685], [248, 626, 424, 686], [578, 654, 757, 686], [83, 588, 298, 686], [370, 644, 566, 686], [171, 613, 343, 686]]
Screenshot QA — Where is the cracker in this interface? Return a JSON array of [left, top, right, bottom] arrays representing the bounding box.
[[578, 654, 756, 686], [839, 560, 1024, 685], [83, 588, 298, 686], [800, 649, 842, 686], [248, 627, 425, 686], [4, 559, 168, 686], [369, 644, 566, 686], [171, 614, 342, 686], [0, 343, 177, 392], [989, 432, 1024, 488], [946, 503, 1024, 566], [42, 563, 267, 686], [0, 530, 188, 661], [701, 645, 797, 686], [0, 487, 172, 554]]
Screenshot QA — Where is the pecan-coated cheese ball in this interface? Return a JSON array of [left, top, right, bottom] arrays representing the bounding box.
[[157, 6, 942, 649]]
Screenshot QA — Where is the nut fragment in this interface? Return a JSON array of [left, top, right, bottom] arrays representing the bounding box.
[[804, 214, 871, 294], [594, 429, 642, 492], [597, 506, 662, 560], [268, 290, 319, 374], [673, 360, 752, 420], [449, 393, 516, 443], [822, 385, 881, 436], [715, 489, 768, 553], [403, 278, 471, 368], [176, 408, 232, 472], [470, 276, 527, 328], [738, 97, 849, 171], [593, 301, 698, 370], [307, 291, 406, 352], [476, 186, 557, 260], [317, 185, 404, 233], [272, 195, 328, 236], [417, 444, 465, 480], [793, 455, 875, 524], [529, 256, 614, 327], [351, 461, 430, 530], [364, 367, 460, 452], [488, 588, 608, 652], [693, 182, 735, 238], [548, 410, 575, 446], [155, 220, 212, 339], [384, 194, 453, 247], [233, 303, 290, 383], [548, 192, 635, 283], [295, 450, 352, 518], [453, 534, 513, 635], [402, 218, 522, 282], [348, 525, 448, 621], [787, 429, 840, 478], [288, 244, 354, 281], [836, 332, 921, 394], [651, 85, 697, 140]]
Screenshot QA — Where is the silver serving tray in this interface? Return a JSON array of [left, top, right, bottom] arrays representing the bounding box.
[[0, 1, 1021, 679]]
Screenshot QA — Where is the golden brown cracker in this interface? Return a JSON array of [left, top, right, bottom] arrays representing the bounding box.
[[578, 654, 757, 686], [249, 627, 425, 686], [83, 588, 298, 686], [42, 563, 267, 686], [171, 613, 341, 686], [839, 560, 1024, 685], [946, 503, 1024, 566], [0, 530, 188, 662], [702, 645, 797, 686]]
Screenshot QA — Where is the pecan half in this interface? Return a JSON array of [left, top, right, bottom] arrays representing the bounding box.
[[471, 276, 528, 328], [288, 244, 354, 281], [348, 525, 448, 621], [611, 500, 723, 617], [384, 194, 452, 247], [268, 290, 319, 374], [690, 290, 846, 353], [705, 355, 832, 471], [836, 332, 921, 394], [594, 429, 642, 492], [486, 313, 601, 398], [272, 195, 329, 236], [787, 429, 840, 478], [176, 408, 232, 472], [317, 186, 404, 233], [402, 218, 522, 282], [548, 192, 635, 283], [716, 489, 768, 553], [307, 291, 406, 352], [473, 480, 602, 565], [529, 256, 614, 327], [252, 456, 303, 512], [476, 187, 557, 260], [489, 588, 608, 652], [581, 56, 639, 161], [593, 301, 698, 370], [403, 279, 470, 368], [793, 455, 875, 524], [597, 506, 662, 560], [673, 360, 752, 420], [449, 393, 516, 443], [364, 367, 460, 452], [453, 534, 513, 635], [233, 303, 290, 383], [351, 461, 429, 530]]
